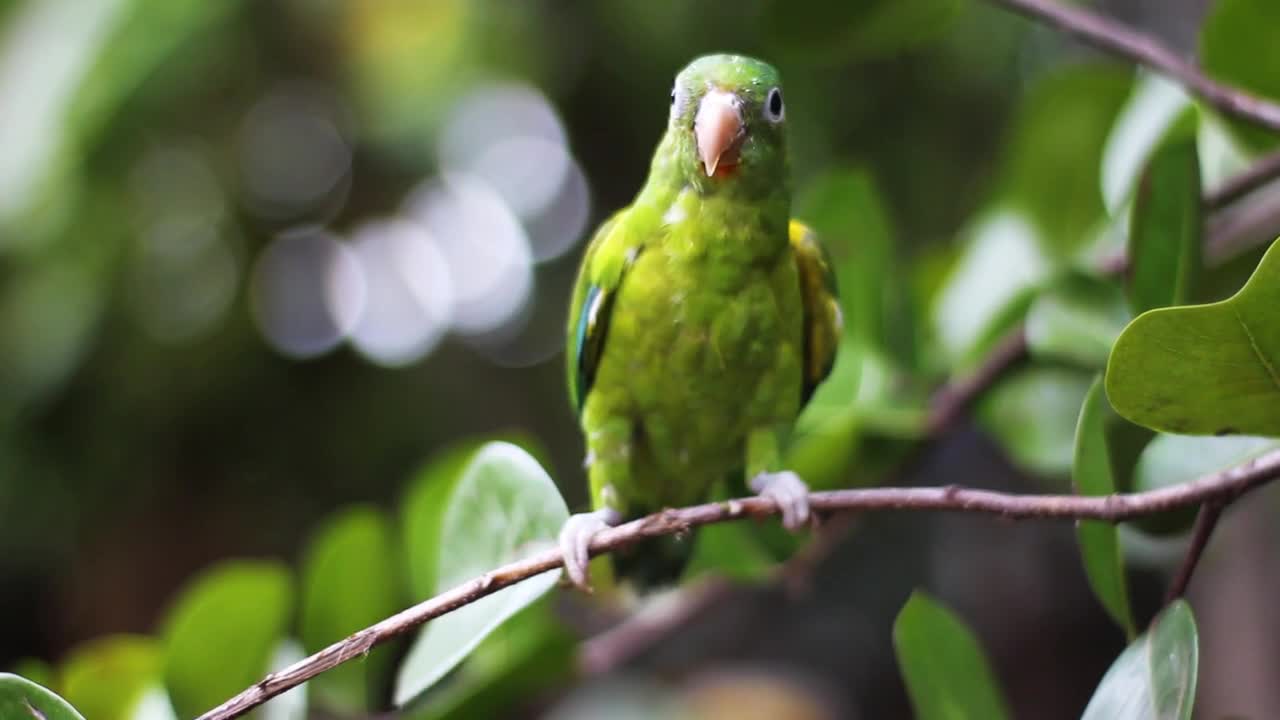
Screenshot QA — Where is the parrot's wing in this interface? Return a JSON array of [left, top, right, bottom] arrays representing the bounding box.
[[567, 208, 646, 414], [790, 220, 842, 407]]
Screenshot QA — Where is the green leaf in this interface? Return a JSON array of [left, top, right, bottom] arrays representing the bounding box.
[[402, 443, 486, 600], [299, 506, 402, 712], [1026, 274, 1130, 369], [762, 0, 960, 64], [0, 674, 86, 720], [893, 592, 1011, 720], [1200, 0, 1280, 152], [1073, 377, 1136, 637], [1106, 238, 1280, 437], [1101, 73, 1192, 214], [978, 366, 1094, 477], [394, 442, 569, 706], [60, 635, 161, 720], [406, 598, 573, 720], [1128, 114, 1202, 315], [1082, 600, 1199, 720], [1130, 433, 1280, 534], [161, 561, 293, 719], [933, 209, 1051, 365], [999, 63, 1132, 256]]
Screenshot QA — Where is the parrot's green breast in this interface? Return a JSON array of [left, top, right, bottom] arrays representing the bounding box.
[[583, 192, 802, 509]]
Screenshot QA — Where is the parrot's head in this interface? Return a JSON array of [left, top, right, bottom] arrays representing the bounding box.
[[665, 54, 788, 195]]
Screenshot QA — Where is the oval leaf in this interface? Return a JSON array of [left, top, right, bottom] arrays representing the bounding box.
[[394, 441, 569, 706], [978, 366, 1094, 477], [893, 592, 1011, 720], [299, 506, 402, 712], [1127, 115, 1202, 315], [161, 561, 293, 718], [1026, 274, 1130, 369], [1082, 600, 1199, 720], [0, 674, 86, 720], [60, 635, 161, 720], [1107, 238, 1280, 436], [1073, 376, 1136, 637]]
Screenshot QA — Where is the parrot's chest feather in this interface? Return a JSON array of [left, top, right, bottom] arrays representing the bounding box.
[[591, 195, 802, 503]]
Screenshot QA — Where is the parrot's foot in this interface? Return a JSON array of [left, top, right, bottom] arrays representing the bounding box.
[[750, 471, 811, 530], [558, 507, 623, 590]]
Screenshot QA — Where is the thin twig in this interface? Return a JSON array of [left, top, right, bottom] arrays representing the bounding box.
[[197, 449, 1280, 720], [1204, 150, 1280, 211], [1165, 501, 1225, 604], [578, 577, 734, 676], [987, 0, 1280, 134], [925, 327, 1030, 437]]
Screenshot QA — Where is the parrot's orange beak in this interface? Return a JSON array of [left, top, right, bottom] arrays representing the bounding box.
[[695, 89, 744, 177]]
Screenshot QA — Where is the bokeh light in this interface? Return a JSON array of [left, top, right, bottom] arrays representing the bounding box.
[[238, 85, 353, 223], [250, 228, 364, 359], [404, 175, 534, 337], [347, 218, 453, 367]]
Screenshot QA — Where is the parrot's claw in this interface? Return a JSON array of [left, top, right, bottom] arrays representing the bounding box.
[[750, 470, 811, 530], [558, 508, 622, 590]]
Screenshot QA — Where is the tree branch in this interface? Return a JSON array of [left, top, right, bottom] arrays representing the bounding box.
[[1205, 150, 1280, 212], [1165, 501, 1225, 604], [987, 0, 1280, 134], [196, 448, 1280, 720]]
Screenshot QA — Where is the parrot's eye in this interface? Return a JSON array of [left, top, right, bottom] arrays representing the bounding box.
[[765, 87, 785, 123], [670, 88, 676, 105]]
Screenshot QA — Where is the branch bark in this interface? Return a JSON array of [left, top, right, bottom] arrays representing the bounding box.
[[987, 0, 1280, 134], [197, 448, 1280, 720]]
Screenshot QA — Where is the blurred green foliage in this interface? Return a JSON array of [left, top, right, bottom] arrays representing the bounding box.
[[3, 0, 1280, 717]]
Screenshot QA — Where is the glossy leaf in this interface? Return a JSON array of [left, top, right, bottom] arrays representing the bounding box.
[[299, 506, 402, 712], [1026, 274, 1130, 369], [979, 366, 1094, 477], [0, 673, 85, 720], [1127, 114, 1202, 315], [893, 592, 1011, 720], [1107, 238, 1280, 437], [1200, 0, 1280, 151], [1130, 433, 1280, 534], [1082, 600, 1198, 720], [1073, 377, 1136, 637], [394, 442, 568, 706], [406, 598, 574, 720], [161, 561, 293, 719], [60, 635, 161, 720]]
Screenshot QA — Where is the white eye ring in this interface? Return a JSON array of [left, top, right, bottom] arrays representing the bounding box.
[[764, 87, 784, 123]]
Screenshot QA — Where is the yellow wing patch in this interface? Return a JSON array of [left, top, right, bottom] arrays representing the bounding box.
[[789, 220, 842, 405]]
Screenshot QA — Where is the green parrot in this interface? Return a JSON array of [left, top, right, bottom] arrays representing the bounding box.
[[560, 53, 842, 589]]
